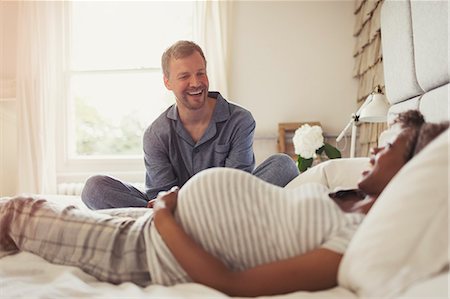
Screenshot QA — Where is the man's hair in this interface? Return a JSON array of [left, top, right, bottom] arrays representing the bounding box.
[[161, 40, 206, 78], [393, 110, 449, 161]]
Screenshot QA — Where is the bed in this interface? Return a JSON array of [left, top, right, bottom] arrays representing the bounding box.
[[1, 0, 448, 298]]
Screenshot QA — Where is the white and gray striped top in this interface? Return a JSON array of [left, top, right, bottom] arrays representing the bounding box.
[[145, 168, 365, 286]]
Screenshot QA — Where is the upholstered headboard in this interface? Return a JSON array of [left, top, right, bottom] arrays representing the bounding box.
[[381, 0, 449, 124]]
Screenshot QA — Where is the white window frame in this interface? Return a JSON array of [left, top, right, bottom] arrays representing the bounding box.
[[56, 3, 185, 185], [56, 70, 162, 185], [55, 1, 229, 186]]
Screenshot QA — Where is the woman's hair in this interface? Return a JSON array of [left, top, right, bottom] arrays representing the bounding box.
[[161, 40, 206, 78], [414, 121, 449, 155], [393, 110, 449, 161], [393, 109, 425, 128]]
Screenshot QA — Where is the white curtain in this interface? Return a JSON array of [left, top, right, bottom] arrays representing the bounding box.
[[193, 1, 232, 98], [16, 2, 65, 194]]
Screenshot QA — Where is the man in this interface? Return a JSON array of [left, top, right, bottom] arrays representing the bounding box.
[[81, 41, 299, 209]]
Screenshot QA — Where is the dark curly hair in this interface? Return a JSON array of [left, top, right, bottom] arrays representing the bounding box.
[[393, 110, 425, 129], [393, 110, 449, 161], [414, 121, 449, 155]]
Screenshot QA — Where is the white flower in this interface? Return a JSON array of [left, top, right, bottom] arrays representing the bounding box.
[[292, 124, 324, 159]]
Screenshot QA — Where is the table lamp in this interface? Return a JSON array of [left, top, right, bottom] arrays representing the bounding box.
[[336, 86, 390, 157]]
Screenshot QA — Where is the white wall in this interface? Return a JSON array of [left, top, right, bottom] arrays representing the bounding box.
[[229, 1, 357, 163]]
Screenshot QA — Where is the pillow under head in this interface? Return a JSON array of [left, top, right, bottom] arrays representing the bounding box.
[[338, 129, 449, 298]]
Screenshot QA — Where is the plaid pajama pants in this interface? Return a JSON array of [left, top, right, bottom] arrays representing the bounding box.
[[0, 196, 153, 286]]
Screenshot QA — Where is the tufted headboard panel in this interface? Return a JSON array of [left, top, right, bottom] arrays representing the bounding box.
[[381, 0, 449, 124]]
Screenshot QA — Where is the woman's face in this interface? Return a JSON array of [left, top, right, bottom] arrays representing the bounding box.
[[358, 130, 413, 196]]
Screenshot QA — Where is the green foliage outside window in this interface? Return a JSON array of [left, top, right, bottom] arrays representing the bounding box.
[[75, 97, 144, 156]]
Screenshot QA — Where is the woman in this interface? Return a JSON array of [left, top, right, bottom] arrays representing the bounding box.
[[0, 110, 447, 296]]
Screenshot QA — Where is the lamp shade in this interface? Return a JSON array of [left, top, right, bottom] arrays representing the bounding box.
[[358, 92, 389, 123], [336, 87, 390, 158]]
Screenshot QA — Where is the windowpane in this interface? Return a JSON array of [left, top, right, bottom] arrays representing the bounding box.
[[68, 1, 194, 157], [70, 72, 174, 156], [71, 1, 194, 70]]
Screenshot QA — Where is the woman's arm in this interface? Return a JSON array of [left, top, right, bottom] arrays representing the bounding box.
[[153, 189, 343, 297]]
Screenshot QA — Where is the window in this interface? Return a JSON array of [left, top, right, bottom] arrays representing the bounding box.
[[59, 2, 195, 182]]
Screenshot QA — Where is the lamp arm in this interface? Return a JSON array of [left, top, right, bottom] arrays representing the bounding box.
[[336, 93, 374, 143], [336, 117, 354, 142]]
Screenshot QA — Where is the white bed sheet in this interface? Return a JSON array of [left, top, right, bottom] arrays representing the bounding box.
[[0, 194, 357, 299]]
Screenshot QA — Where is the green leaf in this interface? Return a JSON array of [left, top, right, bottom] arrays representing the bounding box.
[[297, 156, 314, 172], [316, 145, 325, 155], [324, 143, 341, 159]]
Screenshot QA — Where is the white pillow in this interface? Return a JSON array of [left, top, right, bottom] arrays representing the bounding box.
[[285, 158, 369, 191], [338, 129, 449, 298]]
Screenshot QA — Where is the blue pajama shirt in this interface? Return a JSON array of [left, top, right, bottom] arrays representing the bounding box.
[[143, 91, 256, 199]]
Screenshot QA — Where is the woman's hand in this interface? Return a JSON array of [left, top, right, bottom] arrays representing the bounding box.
[[148, 186, 179, 214]]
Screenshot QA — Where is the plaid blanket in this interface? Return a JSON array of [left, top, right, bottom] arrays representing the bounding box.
[[0, 196, 153, 286]]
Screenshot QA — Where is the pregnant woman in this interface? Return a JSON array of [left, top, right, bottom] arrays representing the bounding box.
[[0, 110, 447, 296]]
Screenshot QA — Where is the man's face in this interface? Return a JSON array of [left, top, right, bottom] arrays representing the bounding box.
[[163, 51, 209, 111], [358, 130, 413, 196]]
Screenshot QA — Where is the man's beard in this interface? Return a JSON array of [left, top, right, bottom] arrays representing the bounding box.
[[178, 87, 208, 110]]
